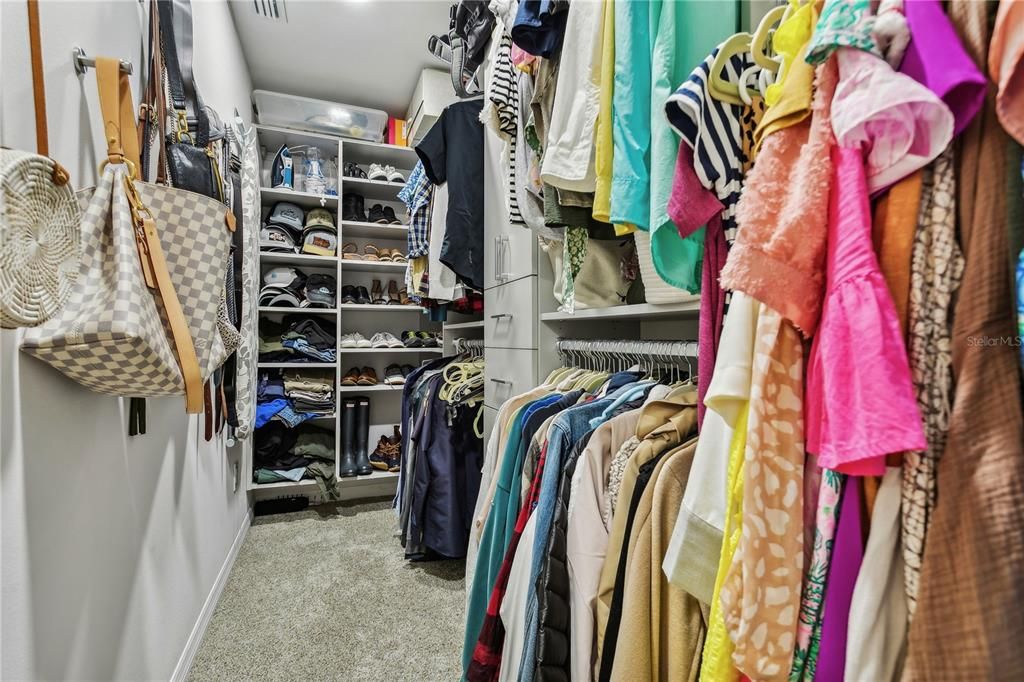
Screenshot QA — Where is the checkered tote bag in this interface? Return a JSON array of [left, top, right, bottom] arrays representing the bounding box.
[[20, 58, 231, 413]]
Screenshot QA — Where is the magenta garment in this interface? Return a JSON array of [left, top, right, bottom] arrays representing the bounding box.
[[815, 478, 866, 682], [804, 147, 926, 476], [668, 144, 725, 429], [899, 0, 986, 137]]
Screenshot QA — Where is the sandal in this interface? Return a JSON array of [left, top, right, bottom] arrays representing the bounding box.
[[378, 248, 395, 262], [341, 242, 361, 260], [363, 244, 381, 261], [390, 251, 408, 264]]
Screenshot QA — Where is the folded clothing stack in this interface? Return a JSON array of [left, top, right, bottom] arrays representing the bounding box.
[[255, 370, 335, 427], [259, 316, 337, 364], [259, 267, 337, 309], [282, 318, 337, 362], [283, 371, 335, 415], [253, 422, 337, 498]]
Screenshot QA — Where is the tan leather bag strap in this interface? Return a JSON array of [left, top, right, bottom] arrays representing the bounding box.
[[26, 0, 48, 156], [96, 57, 204, 414]]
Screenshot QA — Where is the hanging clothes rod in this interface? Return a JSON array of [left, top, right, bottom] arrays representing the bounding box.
[[556, 339, 698, 359], [454, 338, 484, 356], [72, 47, 133, 76]]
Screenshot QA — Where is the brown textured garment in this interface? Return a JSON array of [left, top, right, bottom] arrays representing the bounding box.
[[904, 2, 1024, 679]]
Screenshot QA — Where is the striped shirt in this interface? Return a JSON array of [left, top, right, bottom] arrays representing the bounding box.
[[398, 161, 432, 258], [665, 49, 762, 246]]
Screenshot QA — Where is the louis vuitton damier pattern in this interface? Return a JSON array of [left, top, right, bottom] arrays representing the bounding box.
[[21, 165, 232, 398]]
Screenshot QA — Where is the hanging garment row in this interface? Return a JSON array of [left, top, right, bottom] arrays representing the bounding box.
[[396, 339, 485, 561], [463, 339, 699, 681], [465, 0, 1024, 680]]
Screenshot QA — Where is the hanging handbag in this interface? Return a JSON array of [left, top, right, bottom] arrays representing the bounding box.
[[21, 58, 235, 414], [138, 0, 224, 200], [0, 0, 80, 329]]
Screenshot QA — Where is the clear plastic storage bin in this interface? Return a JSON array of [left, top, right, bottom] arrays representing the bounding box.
[[253, 90, 388, 143]]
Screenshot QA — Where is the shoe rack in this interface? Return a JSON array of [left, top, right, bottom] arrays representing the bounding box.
[[247, 123, 442, 503]]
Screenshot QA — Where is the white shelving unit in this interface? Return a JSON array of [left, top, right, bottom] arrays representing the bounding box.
[[539, 299, 700, 322], [248, 123, 426, 500]]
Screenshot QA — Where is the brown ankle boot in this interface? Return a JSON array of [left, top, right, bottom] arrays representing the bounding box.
[[387, 279, 400, 305]]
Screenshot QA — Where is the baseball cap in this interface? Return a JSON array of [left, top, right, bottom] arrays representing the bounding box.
[[259, 225, 298, 253], [305, 207, 335, 229], [303, 273, 337, 308], [301, 226, 338, 256], [267, 202, 304, 233], [258, 285, 303, 308], [262, 266, 306, 289]]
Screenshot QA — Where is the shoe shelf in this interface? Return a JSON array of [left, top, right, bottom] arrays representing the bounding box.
[[257, 362, 336, 369], [337, 348, 442, 354], [340, 260, 409, 273], [340, 221, 408, 239], [260, 187, 338, 209], [338, 303, 423, 312], [342, 138, 418, 168], [341, 177, 406, 201]]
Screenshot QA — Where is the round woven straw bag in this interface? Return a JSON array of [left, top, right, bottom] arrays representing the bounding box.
[[0, 148, 80, 329]]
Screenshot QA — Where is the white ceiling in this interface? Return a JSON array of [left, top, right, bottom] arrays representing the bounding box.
[[229, 0, 453, 117]]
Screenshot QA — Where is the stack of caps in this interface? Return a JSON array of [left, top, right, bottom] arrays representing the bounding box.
[[259, 267, 337, 308], [259, 202, 338, 257]]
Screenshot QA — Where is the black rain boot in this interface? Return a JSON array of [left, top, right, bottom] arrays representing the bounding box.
[[339, 400, 357, 477], [354, 398, 373, 475]]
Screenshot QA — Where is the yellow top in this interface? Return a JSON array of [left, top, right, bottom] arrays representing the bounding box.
[[591, 0, 618, 227], [698, 404, 749, 682]]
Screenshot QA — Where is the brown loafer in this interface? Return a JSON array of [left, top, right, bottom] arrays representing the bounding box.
[[356, 367, 378, 386], [341, 367, 360, 386]]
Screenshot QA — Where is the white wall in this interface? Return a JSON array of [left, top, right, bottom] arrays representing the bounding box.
[[1, 1, 254, 679]]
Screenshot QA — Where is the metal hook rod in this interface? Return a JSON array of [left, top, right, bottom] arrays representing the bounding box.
[[72, 47, 133, 76]]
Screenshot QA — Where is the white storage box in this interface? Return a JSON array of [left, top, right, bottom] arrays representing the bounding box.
[[253, 90, 387, 142], [406, 69, 459, 145]]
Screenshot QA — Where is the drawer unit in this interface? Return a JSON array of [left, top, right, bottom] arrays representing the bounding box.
[[484, 347, 538, 409], [485, 275, 538, 349], [483, 119, 537, 289]]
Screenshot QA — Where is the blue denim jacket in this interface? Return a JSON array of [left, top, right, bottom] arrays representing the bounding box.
[[518, 381, 641, 681]]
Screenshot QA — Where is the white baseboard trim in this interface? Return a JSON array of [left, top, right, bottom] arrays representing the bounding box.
[[171, 508, 252, 682]]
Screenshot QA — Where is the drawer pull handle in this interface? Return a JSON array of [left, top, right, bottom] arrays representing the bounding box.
[[490, 313, 512, 320], [489, 378, 511, 385]]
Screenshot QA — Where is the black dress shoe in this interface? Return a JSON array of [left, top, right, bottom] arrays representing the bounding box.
[[341, 193, 365, 222], [341, 285, 357, 304], [355, 286, 372, 305]]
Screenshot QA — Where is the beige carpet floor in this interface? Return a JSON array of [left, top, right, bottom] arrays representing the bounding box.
[[188, 499, 465, 681]]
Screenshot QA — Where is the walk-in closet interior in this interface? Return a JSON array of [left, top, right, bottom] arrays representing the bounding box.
[[2, 0, 1023, 680]]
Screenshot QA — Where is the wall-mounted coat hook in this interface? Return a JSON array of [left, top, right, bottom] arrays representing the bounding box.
[[71, 46, 132, 76]]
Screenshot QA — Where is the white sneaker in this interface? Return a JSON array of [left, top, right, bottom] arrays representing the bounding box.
[[340, 333, 358, 348], [367, 163, 388, 181], [369, 332, 391, 348], [385, 165, 405, 183], [379, 331, 404, 348], [353, 332, 372, 348]]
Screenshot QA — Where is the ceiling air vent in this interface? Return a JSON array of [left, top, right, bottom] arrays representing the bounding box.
[[252, 0, 287, 21]]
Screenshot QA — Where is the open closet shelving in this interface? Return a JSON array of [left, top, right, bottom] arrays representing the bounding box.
[[247, 123, 432, 499]]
